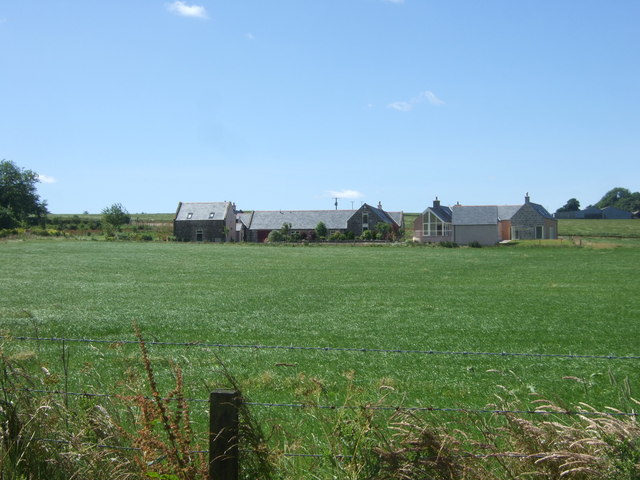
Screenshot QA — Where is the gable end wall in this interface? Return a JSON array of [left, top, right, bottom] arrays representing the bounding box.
[[510, 204, 558, 239]]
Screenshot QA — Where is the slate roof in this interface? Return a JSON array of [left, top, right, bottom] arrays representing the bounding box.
[[387, 211, 404, 227], [367, 204, 400, 227], [249, 210, 356, 230], [427, 205, 453, 223], [528, 203, 554, 219], [452, 202, 555, 225], [497, 205, 521, 220], [175, 202, 232, 221], [452, 206, 499, 225], [237, 212, 254, 228]]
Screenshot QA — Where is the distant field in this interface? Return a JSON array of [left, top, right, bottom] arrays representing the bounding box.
[[558, 218, 640, 237], [48, 212, 176, 223]]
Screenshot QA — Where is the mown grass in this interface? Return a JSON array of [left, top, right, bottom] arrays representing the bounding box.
[[1, 240, 638, 477]]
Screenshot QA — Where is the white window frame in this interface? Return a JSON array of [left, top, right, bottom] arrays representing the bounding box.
[[423, 211, 450, 236]]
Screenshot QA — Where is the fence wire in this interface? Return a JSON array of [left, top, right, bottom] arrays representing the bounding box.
[[12, 388, 639, 417]]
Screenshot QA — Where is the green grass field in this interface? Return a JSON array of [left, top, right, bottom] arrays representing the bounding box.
[[558, 218, 640, 237], [1, 240, 637, 408], [1, 239, 638, 478]]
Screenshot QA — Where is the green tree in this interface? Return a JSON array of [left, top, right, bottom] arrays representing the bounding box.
[[361, 229, 374, 241], [376, 222, 392, 240], [595, 188, 631, 209], [0, 160, 48, 228], [101, 203, 130, 233], [616, 192, 640, 212], [279, 222, 292, 241], [594, 187, 640, 212], [556, 198, 581, 213], [315, 221, 327, 239], [267, 229, 284, 242]]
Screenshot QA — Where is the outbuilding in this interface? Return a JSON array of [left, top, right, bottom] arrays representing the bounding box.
[[173, 202, 236, 242]]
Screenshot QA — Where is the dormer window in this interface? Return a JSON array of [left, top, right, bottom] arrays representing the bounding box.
[[187, 213, 193, 219], [209, 212, 215, 219]]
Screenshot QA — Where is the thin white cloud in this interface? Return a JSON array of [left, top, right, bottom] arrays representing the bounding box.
[[166, 1, 208, 19], [38, 174, 56, 184], [423, 90, 445, 106], [388, 90, 444, 112], [328, 189, 364, 200], [384, 0, 405, 4], [246, 33, 255, 40], [388, 101, 413, 112]]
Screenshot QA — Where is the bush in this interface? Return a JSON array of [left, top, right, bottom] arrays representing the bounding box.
[[267, 230, 284, 242], [315, 221, 328, 239], [468, 241, 482, 248], [361, 230, 374, 241], [438, 241, 459, 248]]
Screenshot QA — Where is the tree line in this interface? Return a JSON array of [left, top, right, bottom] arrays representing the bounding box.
[[555, 187, 640, 214], [0, 159, 130, 232]]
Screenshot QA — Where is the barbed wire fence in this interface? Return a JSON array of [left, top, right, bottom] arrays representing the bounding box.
[[1, 334, 638, 479]]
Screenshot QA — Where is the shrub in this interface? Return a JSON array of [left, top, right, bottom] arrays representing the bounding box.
[[267, 230, 284, 242], [468, 240, 482, 248], [315, 221, 328, 239], [438, 241, 459, 248], [361, 229, 374, 241]]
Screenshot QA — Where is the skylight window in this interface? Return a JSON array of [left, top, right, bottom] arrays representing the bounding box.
[[209, 212, 215, 218], [187, 213, 193, 219]]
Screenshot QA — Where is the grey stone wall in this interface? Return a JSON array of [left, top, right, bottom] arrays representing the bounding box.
[[173, 219, 227, 242], [347, 205, 388, 237], [511, 204, 558, 240]]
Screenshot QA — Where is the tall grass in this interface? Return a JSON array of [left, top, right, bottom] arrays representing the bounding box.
[[2, 339, 638, 479]]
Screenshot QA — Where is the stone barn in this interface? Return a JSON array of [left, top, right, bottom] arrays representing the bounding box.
[[173, 202, 236, 242]]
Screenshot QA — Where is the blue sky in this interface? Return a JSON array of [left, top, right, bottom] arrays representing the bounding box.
[[1, 1, 638, 214]]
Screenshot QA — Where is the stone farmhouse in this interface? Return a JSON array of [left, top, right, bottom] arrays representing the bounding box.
[[174, 201, 403, 242], [173, 202, 236, 242], [413, 194, 557, 245]]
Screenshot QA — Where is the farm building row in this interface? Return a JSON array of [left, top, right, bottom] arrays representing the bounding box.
[[174, 202, 402, 243], [174, 194, 560, 246], [413, 194, 557, 245], [553, 205, 633, 220]]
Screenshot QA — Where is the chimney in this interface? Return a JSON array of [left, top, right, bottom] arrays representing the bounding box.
[[525, 192, 530, 204], [377, 201, 383, 209], [433, 196, 440, 209]]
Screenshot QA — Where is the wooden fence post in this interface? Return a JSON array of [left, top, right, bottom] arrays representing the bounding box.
[[209, 389, 240, 480]]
